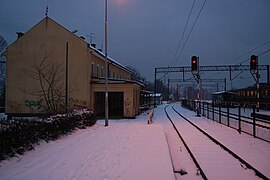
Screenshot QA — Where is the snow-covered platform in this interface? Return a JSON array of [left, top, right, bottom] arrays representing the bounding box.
[[1, 103, 269, 179], [0, 122, 175, 180]]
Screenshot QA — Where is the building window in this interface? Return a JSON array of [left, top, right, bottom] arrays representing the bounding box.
[[91, 63, 94, 77], [101, 66, 104, 77], [97, 64, 100, 77], [113, 72, 115, 78]]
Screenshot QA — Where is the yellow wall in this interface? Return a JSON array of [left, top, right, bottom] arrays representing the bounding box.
[[5, 17, 90, 114], [90, 51, 132, 80], [108, 63, 131, 80], [90, 83, 140, 118], [5, 17, 139, 118]]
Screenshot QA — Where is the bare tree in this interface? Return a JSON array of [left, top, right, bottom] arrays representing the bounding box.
[[26, 51, 65, 114], [126, 66, 145, 83], [0, 35, 7, 108], [0, 35, 7, 52]]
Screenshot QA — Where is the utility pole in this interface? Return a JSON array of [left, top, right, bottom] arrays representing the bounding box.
[[65, 41, 69, 112], [104, 0, 109, 126], [167, 79, 170, 101]]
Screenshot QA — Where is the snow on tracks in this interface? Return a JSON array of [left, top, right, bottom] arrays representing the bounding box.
[[166, 104, 261, 180], [173, 104, 270, 179]]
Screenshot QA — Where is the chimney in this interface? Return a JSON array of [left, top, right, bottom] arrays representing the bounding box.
[[91, 44, 96, 48], [16, 32, 24, 39]]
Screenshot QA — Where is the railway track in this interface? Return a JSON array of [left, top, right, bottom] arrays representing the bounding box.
[[164, 104, 268, 180]]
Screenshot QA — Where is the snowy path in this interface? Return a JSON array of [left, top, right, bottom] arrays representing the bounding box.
[[165, 105, 260, 179], [173, 103, 270, 179], [0, 120, 175, 180]]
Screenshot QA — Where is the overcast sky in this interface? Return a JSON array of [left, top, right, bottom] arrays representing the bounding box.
[[1, 0, 270, 89]]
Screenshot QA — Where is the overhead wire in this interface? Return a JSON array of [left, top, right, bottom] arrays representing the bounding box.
[[174, 0, 207, 65], [164, 0, 206, 84], [164, 0, 196, 82], [238, 48, 270, 64], [170, 0, 196, 66], [204, 41, 270, 80], [226, 40, 270, 65]]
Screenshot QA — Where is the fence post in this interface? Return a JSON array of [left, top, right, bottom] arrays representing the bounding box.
[[227, 106, 230, 127], [199, 101, 202, 114], [207, 103, 209, 119], [212, 102, 214, 121], [253, 106, 256, 138], [238, 106, 241, 134], [219, 104, 221, 124], [203, 102, 205, 116]]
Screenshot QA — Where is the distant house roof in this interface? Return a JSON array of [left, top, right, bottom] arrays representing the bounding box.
[[150, 93, 162, 97], [212, 91, 236, 95], [231, 84, 270, 92]]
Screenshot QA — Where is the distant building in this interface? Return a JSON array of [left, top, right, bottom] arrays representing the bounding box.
[[211, 84, 270, 109], [2, 17, 141, 118], [232, 84, 270, 109], [212, 91, 237, 106]]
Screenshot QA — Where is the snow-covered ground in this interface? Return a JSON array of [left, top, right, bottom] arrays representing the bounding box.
[[0, 103, 269, 180], [0, 113, 174, 180]]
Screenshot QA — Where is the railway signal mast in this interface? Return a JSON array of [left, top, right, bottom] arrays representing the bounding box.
[[250, 55, 260, 112], [191, 56, 201, 116]]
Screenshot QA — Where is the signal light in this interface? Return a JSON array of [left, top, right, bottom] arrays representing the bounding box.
[[191, 56, 198, 71], [250, 55, 258, 71]]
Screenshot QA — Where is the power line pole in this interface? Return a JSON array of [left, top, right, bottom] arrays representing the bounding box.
[[105, 0, 109, 126]]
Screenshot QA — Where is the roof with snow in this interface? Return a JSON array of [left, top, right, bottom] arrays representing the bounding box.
[[212, 91, 236, 95]]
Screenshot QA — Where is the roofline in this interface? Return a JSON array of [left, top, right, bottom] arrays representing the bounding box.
[[212, 91, 237, 95], [90, 77, 144, 87], [90, 48, 133, 74], [4, 16, 88, 52], [4, 16, 132, 75]]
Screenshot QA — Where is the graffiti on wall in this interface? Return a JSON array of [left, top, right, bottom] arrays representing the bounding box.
[[124, 98, 131, 116], [25, 99, 44, 112], [7, 100, 23, 113]]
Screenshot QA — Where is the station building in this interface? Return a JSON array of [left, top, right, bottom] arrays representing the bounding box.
[[2, 17, 142, 118]]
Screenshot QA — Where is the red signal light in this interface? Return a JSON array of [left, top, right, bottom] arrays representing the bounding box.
[[191, 56, 198, 71], [250, 55, 258, 70]]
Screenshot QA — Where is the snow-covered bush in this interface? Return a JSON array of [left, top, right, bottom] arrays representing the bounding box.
[[0, 109, 96, 161]]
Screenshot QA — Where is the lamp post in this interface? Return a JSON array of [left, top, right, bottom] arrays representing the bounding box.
[[105, 0, 109, 126], [65, 30, 78, 113], [65, 41, 69, 112]]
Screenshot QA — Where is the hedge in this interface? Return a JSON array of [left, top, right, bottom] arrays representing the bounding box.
[[0, 109, 96, 161]]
